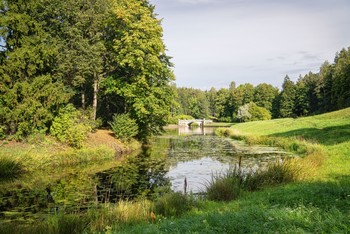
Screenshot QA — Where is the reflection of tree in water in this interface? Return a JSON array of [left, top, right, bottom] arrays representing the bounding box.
[[166, 136, 237, 167], [96, 145, 170, 202], [164, 134, 290, 173]]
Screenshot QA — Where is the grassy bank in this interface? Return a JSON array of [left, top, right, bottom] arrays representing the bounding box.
[[117, 108, 350, 233], [1, 109, 350, 233]]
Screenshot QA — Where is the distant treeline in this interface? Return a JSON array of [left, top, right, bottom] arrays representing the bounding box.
[[173, 47, 350, 122]]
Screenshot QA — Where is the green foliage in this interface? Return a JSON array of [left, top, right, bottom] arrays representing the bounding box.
[[253, 83, 279, 111], [154, 192, 197, 217], [236, 102, 271, 122], [243, 159, 301, 191], [0, 157, 24, 181], [102, 0, 175, 140], [50, 104, 91, 148], [215, 128, 235, 137], [204, 169, 241, 201], [189, 122, 200, 128], [109, 113, 139, 141], [175, 88, 209, 118], [332, 47, 350, 109], [278, 76, 296, 118], [167, 114, 194, 124]]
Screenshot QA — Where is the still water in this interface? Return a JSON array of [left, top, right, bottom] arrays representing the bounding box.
[[0, 126, 288, 221], [159, 126, 287, 193]]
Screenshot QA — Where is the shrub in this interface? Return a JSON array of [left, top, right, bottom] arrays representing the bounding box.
[[189, 122, 200, 128], [236, 102, 271, 122], [50, 104, 91, 148], [167, 115, 195, 124], [215, 128, 235, 137], [243, 159, 301, 191], [109, 114, 139, 141], [0, 157, 24, 181], [204, 169, 241, 201], [154, 192, 196, 217], [218, 116, 232, 123]]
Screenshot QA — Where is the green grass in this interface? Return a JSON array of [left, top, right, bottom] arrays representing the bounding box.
[[0, 157, 24, 181], [117, 108, 350, 233], [1, 108, 350, 233]]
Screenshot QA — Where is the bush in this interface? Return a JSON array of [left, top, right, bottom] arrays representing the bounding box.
[[236, 102, 271, 122], [204, 169, 241, 201], [218, 116, 232, 123], [189, 122, 200, 128], [50, 104, 91, 148], [215, 128, 235, 137], [0, 157, 24, 181], [167, 115, 194, 124], [109, 114, 139, 141], [154, 192, 196, 217], [243, 159, 301, 191]]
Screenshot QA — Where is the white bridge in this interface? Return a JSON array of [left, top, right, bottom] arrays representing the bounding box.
[[178, 119, 213, 127]]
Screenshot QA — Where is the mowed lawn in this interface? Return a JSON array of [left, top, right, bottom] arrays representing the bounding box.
[[120, 108, 350, 234]]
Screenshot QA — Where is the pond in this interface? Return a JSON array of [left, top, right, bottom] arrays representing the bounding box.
[[0, 126, 289, 222]]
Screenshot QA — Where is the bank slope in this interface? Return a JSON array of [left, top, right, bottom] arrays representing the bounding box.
[[119, 108, 350, 233]]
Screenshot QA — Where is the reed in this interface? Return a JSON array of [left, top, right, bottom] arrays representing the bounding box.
[[0, 157, 24, 181], [154, 192, 197, 217]]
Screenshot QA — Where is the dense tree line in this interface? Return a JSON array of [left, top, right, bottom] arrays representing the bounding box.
[[0, 0, 174, 140], [174, 47, 350, 122]]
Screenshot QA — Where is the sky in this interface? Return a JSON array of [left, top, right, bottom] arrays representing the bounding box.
[[149, 0, 350, 90]]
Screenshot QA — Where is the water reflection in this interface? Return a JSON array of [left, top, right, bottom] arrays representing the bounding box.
[[95, 145, 170, 201], [161, 127, 289, 193], [0, 126, 289, 222], [177, 126, 215, 135]]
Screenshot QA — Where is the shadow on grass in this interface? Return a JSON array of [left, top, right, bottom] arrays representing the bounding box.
[[269, 124, 350, 146]]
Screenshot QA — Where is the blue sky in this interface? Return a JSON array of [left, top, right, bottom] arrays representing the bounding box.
[[149, 0, 350, 90]]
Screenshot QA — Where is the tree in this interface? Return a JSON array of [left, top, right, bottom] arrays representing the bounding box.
[[315, 61, 333, 113], [253, 83, 279, 112], [236, 102, 271, 122], [278, 76, 296, 118], [0, 0, 71, 138], [214, 88, 230, 121], [229, 83, 255, 118], [332, 47, 350, 109], [294, 78, 309, 116], [52, 0, 108, 119], [102, 0, 175, 140], [206, 87, 217, 117]]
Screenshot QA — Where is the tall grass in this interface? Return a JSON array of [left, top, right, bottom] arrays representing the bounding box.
[[0, 157, 24, 181], [153, 192, 198, 217], [204, 168, 241, 201]]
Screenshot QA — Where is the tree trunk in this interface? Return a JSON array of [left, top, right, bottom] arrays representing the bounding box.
[[93, 75, 98, 120], [81, 85, 86, 110]]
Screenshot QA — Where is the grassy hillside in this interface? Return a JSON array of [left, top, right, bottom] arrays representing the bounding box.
[[118, 108, 350, 233], [231, 108, 350, 179]]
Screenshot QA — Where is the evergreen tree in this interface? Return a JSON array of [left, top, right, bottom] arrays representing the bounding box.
[[0, 0, 71, 138], [278, 76, 296, 118], [332, 47, 350, 109]]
